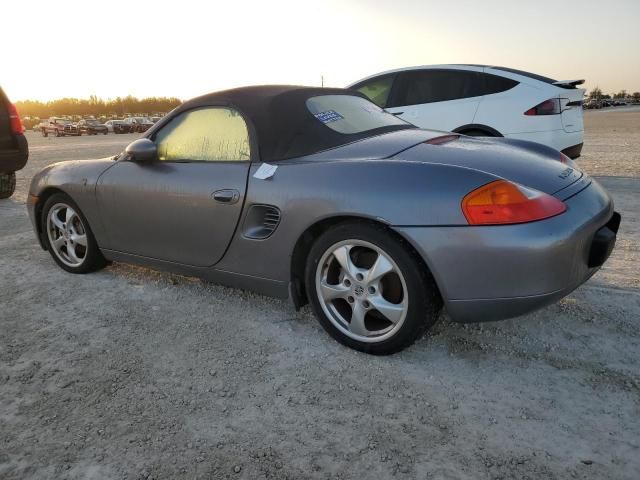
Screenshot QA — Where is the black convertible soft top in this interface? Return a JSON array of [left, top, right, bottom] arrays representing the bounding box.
[[178, 85, 414, 162]]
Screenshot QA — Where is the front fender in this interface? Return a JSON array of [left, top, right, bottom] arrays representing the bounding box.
[[28, 158, 116, 247]]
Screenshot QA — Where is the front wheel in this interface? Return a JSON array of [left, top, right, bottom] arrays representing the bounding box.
[[41, 193, 107, 274], [0, 172, 16, 199], [305, 222, 441, 355]]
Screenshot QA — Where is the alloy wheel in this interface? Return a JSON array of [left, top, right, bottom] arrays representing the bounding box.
[[315, 239, 408, 343], [46, 203, 88, 268]]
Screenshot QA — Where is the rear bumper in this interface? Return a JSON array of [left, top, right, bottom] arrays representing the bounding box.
[[561, 142, 583, 159], [395, 180, 619, 323], [505, 129, 584, 157], [0, 133, 29, 173]]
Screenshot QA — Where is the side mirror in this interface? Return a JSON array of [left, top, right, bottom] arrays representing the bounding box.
[[125, 138, 157, 163]]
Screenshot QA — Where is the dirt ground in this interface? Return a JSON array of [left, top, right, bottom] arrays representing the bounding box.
[[1, 110, 639, 480]]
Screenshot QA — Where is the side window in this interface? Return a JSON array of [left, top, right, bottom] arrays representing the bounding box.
[[154, 107, 251, 162], [395, 70, 485, 106], [352, 75, 395, 108], [482, 73, 519, 95]]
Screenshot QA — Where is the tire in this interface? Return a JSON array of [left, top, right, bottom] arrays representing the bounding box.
[[55, 129, 61, 137], [0, 172, 16, 199], [41, 193, 107, 274], [305, 221, 441, 355], [103, 131, 108, 135], [461, 129, 492, 137], [42, 128, 48, 137]]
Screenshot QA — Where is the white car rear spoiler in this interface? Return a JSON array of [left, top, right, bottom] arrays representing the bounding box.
[[553, 79, 585, 88]]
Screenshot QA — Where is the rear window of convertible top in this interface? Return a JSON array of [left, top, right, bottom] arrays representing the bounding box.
[[306, 95, 409, 135]]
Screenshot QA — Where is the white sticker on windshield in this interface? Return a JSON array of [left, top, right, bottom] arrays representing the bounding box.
[[253, 163, 278, 180]]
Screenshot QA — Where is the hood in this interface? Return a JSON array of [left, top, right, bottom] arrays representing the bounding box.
[[394, 135, 583, 196]]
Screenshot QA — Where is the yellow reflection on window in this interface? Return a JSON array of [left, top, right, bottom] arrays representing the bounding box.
[[156, 108, 251, 162]]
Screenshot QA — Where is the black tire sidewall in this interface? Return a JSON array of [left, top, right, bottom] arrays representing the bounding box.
[[41, 193, 106, 274], [305, 221, 440, 355], [462, 129, 490, 137], [0, 172, 16, 199]]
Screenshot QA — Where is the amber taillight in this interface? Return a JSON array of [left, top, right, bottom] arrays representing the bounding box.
[[462, 180, 566, 225]]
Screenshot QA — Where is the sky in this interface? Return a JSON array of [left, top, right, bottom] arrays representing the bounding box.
[[2, 0, 639, 101]]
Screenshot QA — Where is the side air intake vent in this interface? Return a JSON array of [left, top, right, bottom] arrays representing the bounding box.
[[242, 204, 282, 240]]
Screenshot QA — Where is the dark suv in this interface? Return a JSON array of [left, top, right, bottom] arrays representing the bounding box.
[[0, 87, 28, 199]]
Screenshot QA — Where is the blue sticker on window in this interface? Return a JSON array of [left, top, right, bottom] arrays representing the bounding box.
[[314, 110, 344, 124]]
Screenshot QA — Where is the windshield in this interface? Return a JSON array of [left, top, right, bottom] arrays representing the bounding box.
[[306, 95, 410, 135], [86, 120, 99, 124]]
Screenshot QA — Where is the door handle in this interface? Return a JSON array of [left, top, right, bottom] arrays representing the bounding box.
[[213, 189, 240, 204]]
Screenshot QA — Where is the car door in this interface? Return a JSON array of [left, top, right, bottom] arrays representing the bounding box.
[[96, 106, 253, 267], [386, 69, 483, 131]]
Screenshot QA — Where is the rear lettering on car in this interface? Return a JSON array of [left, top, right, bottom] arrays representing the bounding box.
[[559, 167, 574, 179]]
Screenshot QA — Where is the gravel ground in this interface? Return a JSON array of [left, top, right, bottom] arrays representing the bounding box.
[[1, 111, 639, 480]]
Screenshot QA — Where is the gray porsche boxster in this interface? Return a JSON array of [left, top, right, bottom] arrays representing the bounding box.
[[27, 86, 620, 354]]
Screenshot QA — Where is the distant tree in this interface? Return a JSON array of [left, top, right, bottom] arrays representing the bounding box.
[[613, 90, 627, 99], [15, 95, 182, 119], [588, 87, 603, 100], [632, 92, 640, 103]]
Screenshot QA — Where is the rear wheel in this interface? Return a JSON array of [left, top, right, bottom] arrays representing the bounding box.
[[305, 222, 441, 355], [461, 129, 492, 137], [0, 172, 16, 199], [41, 193, 107, 274], [42, 128, 48, 137], [55, 129, 61, 137]]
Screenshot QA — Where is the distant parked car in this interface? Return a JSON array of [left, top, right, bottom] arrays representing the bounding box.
[[123, 117, 153, 133], [0, 86, 28, 199], [77, 119, 108, 135], [105, 120, 130, 134], [41, 118, 80, 137], [349, 65, 586, 158]]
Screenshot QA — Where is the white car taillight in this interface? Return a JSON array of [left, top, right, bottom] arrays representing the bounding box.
[[524, 98, 561, 116]]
